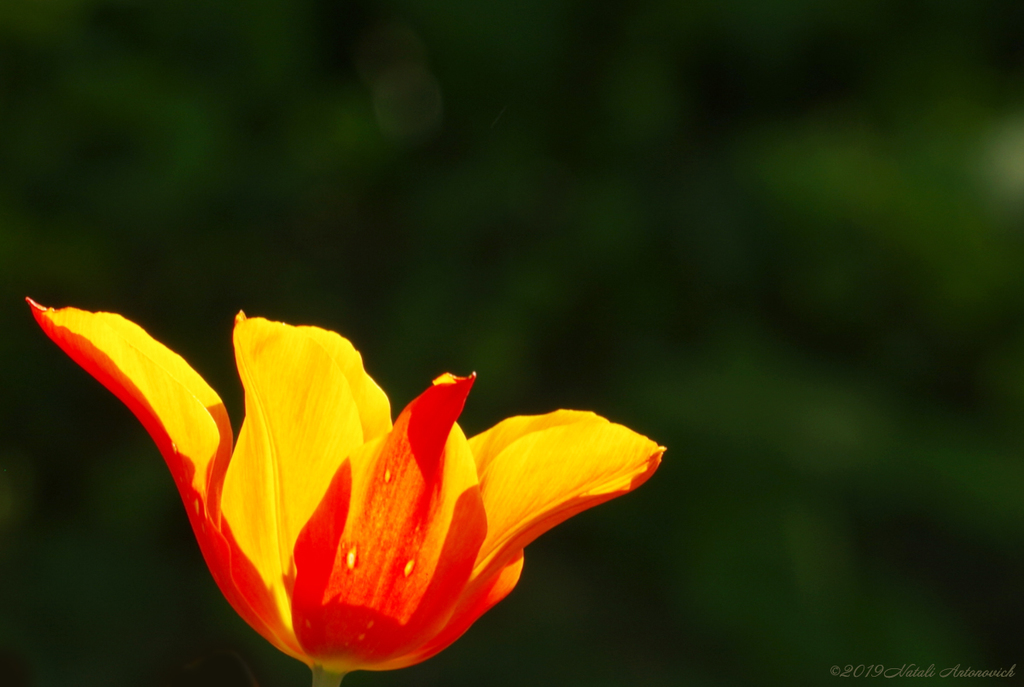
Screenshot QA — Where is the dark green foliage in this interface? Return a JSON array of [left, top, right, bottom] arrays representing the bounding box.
[[1, 0, 1023, 685]]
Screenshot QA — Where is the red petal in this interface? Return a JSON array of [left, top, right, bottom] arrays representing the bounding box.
[[291, 375, 487, 671]]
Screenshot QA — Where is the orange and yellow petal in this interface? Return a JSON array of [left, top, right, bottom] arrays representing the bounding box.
[[220, 315, 377, 630], [27, 300, 303, 658], [28, 299, 231, 502], [291, 374, 487, 672], [469, 412, 663, 582], [209, 508, 309, 661], [375, 411, 663, 670]]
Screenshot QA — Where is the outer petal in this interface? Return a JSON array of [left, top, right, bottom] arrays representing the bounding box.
[[291, 374, 488, 673], [381, 413, 662, 670], [220, 315, 375, 630], [468, 410, 597, 476], [28, 300, 304, 659], [30, 300, 229, 500], [469, 412, 663, 583]]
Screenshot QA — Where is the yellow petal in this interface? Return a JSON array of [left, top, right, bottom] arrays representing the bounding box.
[[29, 300, 231, 501], [30, 301, 307, 660], [220, 315, 370, 627], [294, 325, 391, 441], [470, 413, 663, 580], [468, 409, 596, 476]]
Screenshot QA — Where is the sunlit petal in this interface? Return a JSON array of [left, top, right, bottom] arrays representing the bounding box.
[[294, 325, 391, 441], [28, 300, 305, 659], [29, 299, 230, 501], [470, 412, 663, 580], [469, 409, 597, 476], [221, 315, 370, 627], [292, 374, 487, 671]]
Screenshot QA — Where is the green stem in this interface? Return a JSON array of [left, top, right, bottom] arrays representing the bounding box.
[[311, 664, 345, 687]]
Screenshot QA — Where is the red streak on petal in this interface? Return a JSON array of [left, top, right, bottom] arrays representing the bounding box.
[[292, 375, 486, 667], [292, 460, 353, 639], [294, 490, 485, 666], [403, 373, 475, 484]]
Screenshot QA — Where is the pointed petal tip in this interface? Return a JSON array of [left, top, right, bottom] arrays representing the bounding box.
[[25, 297, 47, 312], [650, 446, 665, 468], [235, 310, 247, 324], [632, 444, 664, 489], [432, 372, 476, 387], [421, 373, 476, 424], [645, 444, 665, 470], [27, 298, 53, 327]]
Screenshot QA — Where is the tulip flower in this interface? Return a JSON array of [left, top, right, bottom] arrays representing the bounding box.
[[29, 299, 663, 686]]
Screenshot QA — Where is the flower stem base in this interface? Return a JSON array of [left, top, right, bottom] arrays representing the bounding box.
[[311, 665, 345, 687]]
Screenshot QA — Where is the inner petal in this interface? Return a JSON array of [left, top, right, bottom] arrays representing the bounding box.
[[291, 374, 487, 667], [221, 316, 367, 625]]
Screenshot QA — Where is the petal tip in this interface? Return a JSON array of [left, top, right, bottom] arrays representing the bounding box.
[[26, 297, 47, 312], [635, 445, 664, 486], [433, 372, 476, 387], [235, 310, 247, 325]]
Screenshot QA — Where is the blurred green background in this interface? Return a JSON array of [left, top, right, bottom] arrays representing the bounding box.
[[1, 0, 1024, 685]]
